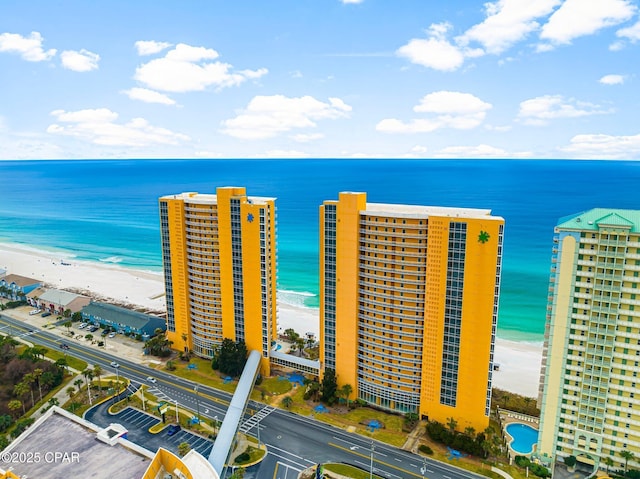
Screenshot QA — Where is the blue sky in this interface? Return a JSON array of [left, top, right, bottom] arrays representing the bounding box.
[[1, 0, 640, 160]]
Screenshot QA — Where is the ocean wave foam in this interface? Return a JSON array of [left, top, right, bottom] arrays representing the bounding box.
[[99, 256, 124, 264], [278, 289, 318, 308]]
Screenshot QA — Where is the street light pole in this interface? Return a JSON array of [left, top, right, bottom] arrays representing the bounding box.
[[114, 365, 120, 401], [175, 400, 179, 425], [370, 441, 375, 479]]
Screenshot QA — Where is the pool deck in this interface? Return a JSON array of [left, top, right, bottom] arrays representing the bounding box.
[[498, 408, 540, 458]]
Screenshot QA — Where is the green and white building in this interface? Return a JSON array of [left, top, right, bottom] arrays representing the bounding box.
[[537, 209, 640, 473]]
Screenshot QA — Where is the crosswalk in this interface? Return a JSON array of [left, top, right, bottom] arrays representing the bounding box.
[[239, 405, 276, 433]]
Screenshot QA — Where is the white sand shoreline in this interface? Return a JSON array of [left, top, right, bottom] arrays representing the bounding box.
[[0, 241, 542, 397]]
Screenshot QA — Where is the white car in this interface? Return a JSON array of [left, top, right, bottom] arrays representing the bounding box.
[[29, 309, 41, 315], [110, 361, 119, 368], [146, 376, 157, 383], [78, 323, 88, 329], [108, 332, 116, 338]]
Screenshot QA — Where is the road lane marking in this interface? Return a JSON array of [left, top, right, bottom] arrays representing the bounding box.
[[329, 442, 429, 479]]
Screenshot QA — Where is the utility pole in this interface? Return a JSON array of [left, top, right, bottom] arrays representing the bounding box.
[[369, 441, 375, 479]]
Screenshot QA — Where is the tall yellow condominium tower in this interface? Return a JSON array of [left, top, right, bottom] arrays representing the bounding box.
[[159, 186, 277, 375], [537, 209, 640, 473], [319, 192, 504, 432]]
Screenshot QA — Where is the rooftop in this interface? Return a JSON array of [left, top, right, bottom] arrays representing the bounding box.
[[0, 274, 40, 287], [82, 302, 165, 330], [0, 407, 152, 479], [557, 208, 640, 232], [365, 202, 500, 220], [38, 288, 88, 305]]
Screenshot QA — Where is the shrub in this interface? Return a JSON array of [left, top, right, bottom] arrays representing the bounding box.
[[564, 456, 577, 468], [419, 444, 433, 455], [235, 452, 251, 464]]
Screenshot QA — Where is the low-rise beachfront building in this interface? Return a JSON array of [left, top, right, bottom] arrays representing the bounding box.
[[81, 302, 166, 338], [537, 209, 640, 474], [319, 192, 504, 433], [29, 288, 91, 314], [0, 274, 41, 301], [159, 186, 277, 376]]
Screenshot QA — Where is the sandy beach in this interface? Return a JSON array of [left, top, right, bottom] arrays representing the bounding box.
[[0, 242, 542, 397]]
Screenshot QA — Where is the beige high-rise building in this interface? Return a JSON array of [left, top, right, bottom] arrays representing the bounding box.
[[537, 209, 640, 473]]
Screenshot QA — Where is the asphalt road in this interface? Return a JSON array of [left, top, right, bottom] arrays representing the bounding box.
[[1, 313, 487, 479]]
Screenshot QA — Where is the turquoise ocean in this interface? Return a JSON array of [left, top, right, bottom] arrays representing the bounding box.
[[1, 159, 638, 343]]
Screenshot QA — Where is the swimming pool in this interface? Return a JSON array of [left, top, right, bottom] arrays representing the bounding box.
[[505, 423, 539, 455]]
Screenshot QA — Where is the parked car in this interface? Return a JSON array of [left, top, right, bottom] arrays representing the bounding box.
[[110, 361, 119, 368], [41, 311, 52, 317], [29, 309, 41, 315], [167, 424, 181, 436], [78, 323, 88, 329], [108, 332, 116, 338], [146, 376, 157, 384]]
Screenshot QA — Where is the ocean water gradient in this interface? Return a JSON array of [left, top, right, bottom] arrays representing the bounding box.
[[1, 159, 639, 343]]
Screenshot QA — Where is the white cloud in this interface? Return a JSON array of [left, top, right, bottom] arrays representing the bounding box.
[[377, 91, 492, 134], [135, 40, 173, 55], [0, 31, 56, 62], [263, 149, 310, 158], [540, 0, 636, 46], [60, 49, 100, 72], [434, 144, 511, 158], [396, 23, 464, 71], [47, 108, 190, 147], [599, 74, 625, 85], [123, 87, 176, 105], [220, 95, 351, 140], [517, 95, 611, 125], [459, 0, 561, 54], [134, 43, 267, 92], [340, 0, 364, 3], [410, 145, 428, 154], [291, 133, 324, 142], [561, 132, 640, 159], [618, 20, 640, 40]]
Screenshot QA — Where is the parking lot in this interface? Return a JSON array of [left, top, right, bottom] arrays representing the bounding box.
[[85, 405, 213, 458]]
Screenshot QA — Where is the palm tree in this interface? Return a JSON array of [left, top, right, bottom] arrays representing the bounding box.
[[619, 449, 635, 473], [48, 397, 59, 407], [93, 365, 103, 395], [177, 442, 191, 457], [63, 321, 72, 333], [23, 373, 37, 407], [73, 378, 84, 402], [282, 396, 293, 409], [341, 384, 353, 408], [464, 426, 476, 438], [8, 400, 22, 418], [33, 368, 44, 403], [13, 382, 29, 414], [604, 456, 614, 473], [446, 416, 458, 433], [66, 386, 76, 412]]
